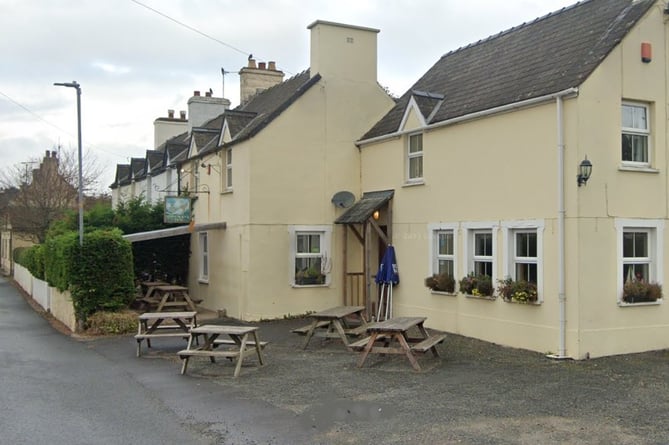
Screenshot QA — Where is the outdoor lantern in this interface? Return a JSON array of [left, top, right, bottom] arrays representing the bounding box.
[[373, 210, 380, 220], [577, 156, 592, 187]]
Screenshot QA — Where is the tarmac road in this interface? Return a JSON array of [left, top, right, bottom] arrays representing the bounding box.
[[0, 276, 312, 444], [4, 273, 669, 444]]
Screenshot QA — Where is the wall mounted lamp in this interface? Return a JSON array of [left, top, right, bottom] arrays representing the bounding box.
[[577, 156, 592, 187], [372, 210, 380, 220]]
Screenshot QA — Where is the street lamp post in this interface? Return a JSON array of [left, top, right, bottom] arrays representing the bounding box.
[[54, 81, 84, 246]]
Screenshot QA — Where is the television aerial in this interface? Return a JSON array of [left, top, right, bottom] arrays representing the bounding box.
[[331, 191, 355, 208]]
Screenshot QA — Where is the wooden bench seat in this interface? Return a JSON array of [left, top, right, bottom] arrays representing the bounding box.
[[347, 334, 390, 351], [178, 349, 240, 359], [290, 320, 330, 335], [410, 334, 447, 353], [213, 339, 268, 349], [344, 324, 369, 336]]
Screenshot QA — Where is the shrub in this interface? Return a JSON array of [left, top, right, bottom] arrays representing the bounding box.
[[85, 310, 137, 335], [497, 277, 538, 303], [425, 272, 455, 293], [16, 245, 45, 280], [69, 229, 135, 321], [459, 273, 494, 297]]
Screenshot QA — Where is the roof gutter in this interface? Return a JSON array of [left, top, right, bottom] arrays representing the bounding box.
[[357, 87, 579, 147]]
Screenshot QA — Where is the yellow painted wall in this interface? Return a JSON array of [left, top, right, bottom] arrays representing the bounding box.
[[359, 4, 669, 359]]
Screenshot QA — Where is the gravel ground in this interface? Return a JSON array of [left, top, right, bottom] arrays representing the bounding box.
[[135, 316, 669, 445]]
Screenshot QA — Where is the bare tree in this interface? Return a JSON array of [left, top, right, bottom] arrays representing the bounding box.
[[0, 147, 103, 243]]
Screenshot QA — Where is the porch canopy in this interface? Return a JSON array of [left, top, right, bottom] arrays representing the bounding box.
[[122, 221, 227, 243], [335, 190, 394, 316]]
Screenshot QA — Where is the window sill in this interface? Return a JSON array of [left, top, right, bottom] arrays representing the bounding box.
[[292, 283, 328, 288], [429, 290, 457, 297], [502, 298, 541, 305], [198, 278, 209, 285], [618, 299, 662, 307], [464, 294, 497, 301], [402, 180, 425, 188], [618, 165, 659, 174], [220, 189, 233, 195]]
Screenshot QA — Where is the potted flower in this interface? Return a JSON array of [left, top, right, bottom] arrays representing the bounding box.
[[459, 273, 494, 297], [295, 266, 325, 285], [425, 272, 455, 293], [497, 277, 538, 303], [622, 280, 662, 303]]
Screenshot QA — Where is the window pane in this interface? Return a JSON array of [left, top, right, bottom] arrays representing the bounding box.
[[622, 134, 648, 162], [438, 260, 453, 277], [438, 232, 453, 255], [624, 232, 648, 258], [297, 234, 320, 254], [409, 156, 423, 179], [622, 105, 634, 128], [409, 134, 422, 153], [515, 263, 537, 283], [516, 232, 537, 258], [622, 104, 648, 130], [623, 263, 649, 284], [475, 233, 492, 256], [474, 261, 492, 277]]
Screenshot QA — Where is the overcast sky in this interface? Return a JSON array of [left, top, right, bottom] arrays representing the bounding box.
[[1, 0, 576, 193]]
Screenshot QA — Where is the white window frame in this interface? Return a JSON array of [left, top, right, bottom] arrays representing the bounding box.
[[199, 231, 209, 283], [615, 218, 664, 305], [462, 222, 498, 287], [225, 148, 232, 190], [621, 101, 650, 167], [427, 223, 458, 280], [407, 132, 423, 183], [289, 225, 332, 287], [502, 220, 545, 302]]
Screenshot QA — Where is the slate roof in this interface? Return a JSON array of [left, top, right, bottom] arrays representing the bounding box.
[[361, 0, 655, 141], [146, 150, 164, 175], [223, 70, 321, 147], [112, 164, 131, 188], [130, 158, 147, 180], [335, 190, 394, 224]]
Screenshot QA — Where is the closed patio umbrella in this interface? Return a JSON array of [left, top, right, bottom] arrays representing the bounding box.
[[375, 245, 399, 321]]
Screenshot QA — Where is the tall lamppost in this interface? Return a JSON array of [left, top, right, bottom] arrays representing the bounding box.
[[54, 81, 84, 246]]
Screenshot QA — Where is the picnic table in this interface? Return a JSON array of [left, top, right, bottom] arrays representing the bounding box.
[[134, 311, 197, 357], [141, 285, 200, 312], [352, 316, 446, 371], [292, 305, 368, 349], [178, 325, 266, 378]]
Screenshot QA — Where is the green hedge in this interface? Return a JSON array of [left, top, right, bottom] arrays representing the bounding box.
[[44, 229, 135, 322], [15, 244, 45, 280]]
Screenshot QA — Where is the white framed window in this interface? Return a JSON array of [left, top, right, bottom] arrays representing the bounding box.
[[615, 219, 664, 304], [462, 222, 498, 282], [428, 223, 458, 279], [199, 231, 209, 283], [407, 133, 423, 182], [289, 225, 332, 287], [225, 148, 232, 190], [622, 101, 650, 166], [502, 220, 545, 301]]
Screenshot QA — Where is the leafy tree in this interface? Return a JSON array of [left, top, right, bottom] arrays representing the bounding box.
[[0, 147, 102, 243]]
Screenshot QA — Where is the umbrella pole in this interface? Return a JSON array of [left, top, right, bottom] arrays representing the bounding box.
[[376, 284, 385, 321]]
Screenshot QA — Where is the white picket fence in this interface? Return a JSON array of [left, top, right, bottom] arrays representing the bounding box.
[[13, 263, 77, 332]]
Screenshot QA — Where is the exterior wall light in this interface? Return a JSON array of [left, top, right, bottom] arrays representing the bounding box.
[[577, 156, 592, 187], [373, 210, 380, 220]]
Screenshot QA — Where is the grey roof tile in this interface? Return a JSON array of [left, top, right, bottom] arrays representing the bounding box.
[[362, 0, 655, 140], [335, 189, 394, 224]]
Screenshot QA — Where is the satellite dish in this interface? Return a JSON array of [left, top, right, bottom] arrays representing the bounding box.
[[331, 191, 355, 208]]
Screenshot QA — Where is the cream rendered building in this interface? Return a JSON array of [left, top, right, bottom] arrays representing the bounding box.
[[183, 21, 394, 320], [358, 0, 668, 359]]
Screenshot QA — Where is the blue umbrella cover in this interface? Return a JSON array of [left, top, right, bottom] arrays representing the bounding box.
[[375, 245, 399, 285]]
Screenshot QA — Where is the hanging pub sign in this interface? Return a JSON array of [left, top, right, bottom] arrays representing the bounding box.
[[164, 196, 191, 224]]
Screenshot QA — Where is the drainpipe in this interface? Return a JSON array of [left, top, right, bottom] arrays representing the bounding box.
[[551, 94, 569, 359]]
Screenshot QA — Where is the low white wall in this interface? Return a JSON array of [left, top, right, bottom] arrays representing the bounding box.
[[32, 278, 49, 310], [49, 287, 77, 332], [12, 264, 77, 332], [13, 264, 32, 295]]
